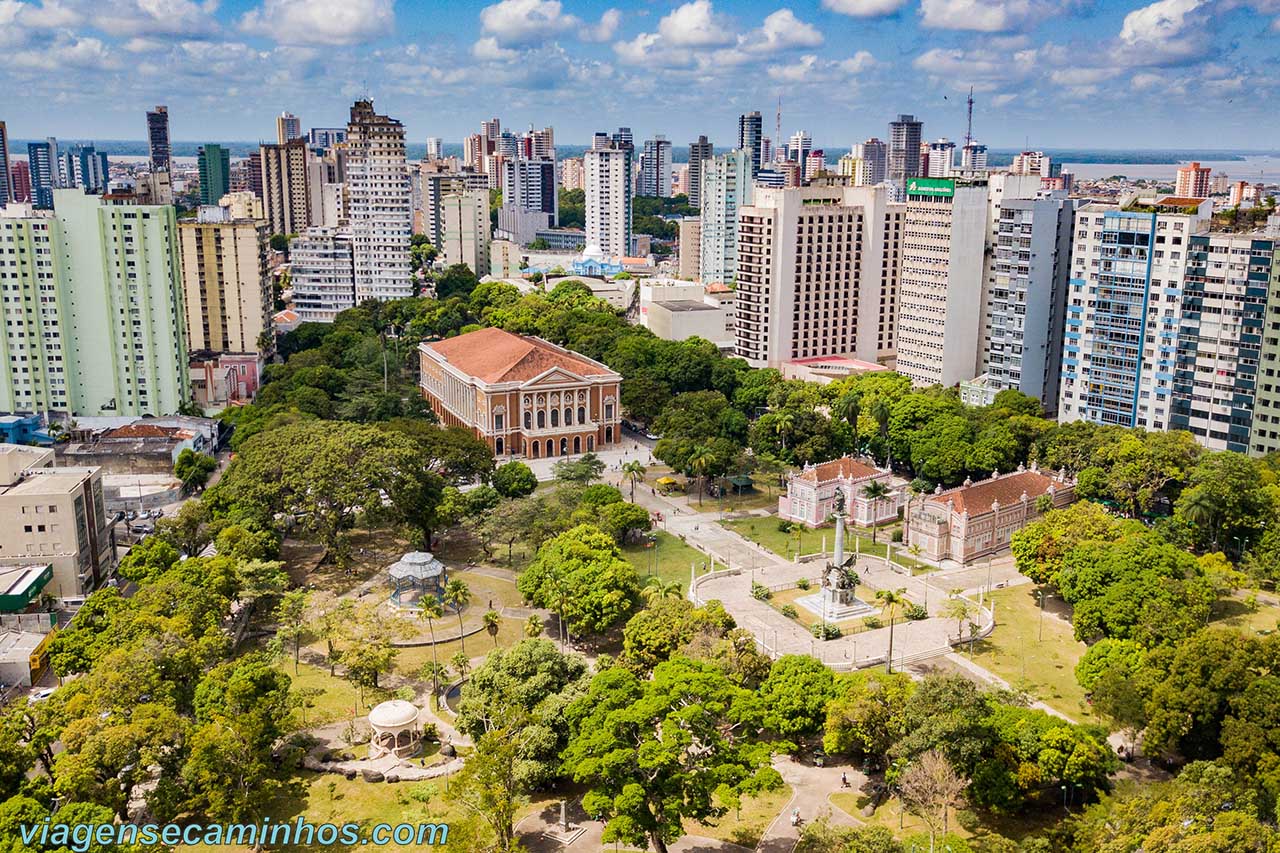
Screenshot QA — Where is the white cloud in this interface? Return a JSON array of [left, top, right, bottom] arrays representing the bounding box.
[[838, 50, 876, 73], [821, 0, 908, 15], [991, 92, 1016, 107], [240, 0, 393, 46], [1120, 0, 1204, 43], [8, 34, 121, 70], [90, 0, 220, 38], [478, 0, 581, 46], [472, 36, 518, 61], [767, 50, 875, 82], [752, 9, 823, 51], [657, 0, 735, 47], [919, 0, 1064, 32], [122, 35, 165, 51], [1117, 0, 1211, 62], [580, 8, 621, 42], [13, 0, 80, 28]]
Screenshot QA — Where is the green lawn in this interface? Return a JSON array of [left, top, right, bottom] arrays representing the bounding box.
[[622, 529, 710, 593], [830, 791, 1059, 847], [281, 662, 395, 728], [769, 586, 888, 632], [968, 586, 1095, 722], [688, 784, 793, 847], [1210, 592, 1280, 634], [721, 516, 915, 569]]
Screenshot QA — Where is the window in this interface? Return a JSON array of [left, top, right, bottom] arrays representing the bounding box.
[[564, 408, 572, 425], [537, 410, 545, 429], [494, 413, 504, 431], [605, 403, 614, 419], [495, 438, 504, 455], [577, 406, 586, 423], [551, 409, 559, 427], [524, 412, 532, 429]]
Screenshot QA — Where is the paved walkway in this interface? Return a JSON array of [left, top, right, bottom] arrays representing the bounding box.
[[757, 756, 865, 853]]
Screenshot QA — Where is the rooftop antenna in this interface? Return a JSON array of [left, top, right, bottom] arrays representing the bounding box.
[[963, 86, 975, 150]]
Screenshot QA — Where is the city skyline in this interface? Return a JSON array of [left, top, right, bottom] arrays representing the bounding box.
[[0, 0, 1276, 148]]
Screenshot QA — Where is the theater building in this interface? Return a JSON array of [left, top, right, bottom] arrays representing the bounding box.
[[418, 327, 622, 459]]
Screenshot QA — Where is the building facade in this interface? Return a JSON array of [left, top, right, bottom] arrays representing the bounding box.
[[905, 466, 1076, 564], [699, 149, 753, 287], [26, 140, 57, 209], [290, 227, 355, 323], [1058, 197, 1212, 429], [419, 327, 622, 459], [0, 444, 116, 597], [0, 189, 189, 418], [347, 100, 412, 303], [738, 112, 763, 176], [778, 456, 901, 527], [888, 115, 923, 184], [895, 177, 990, 387], [260, 139, 310, 237], [678, 217, 701, 281], [734, 184, 904, 368], [277, 112, 302, 144], [0, 121, 10, 205], [197, 144, 231, 206], [688, 135, 713, 208], [585, 142, 632, 257], [440, 189, 491, 277], [178, 207, 271, 357], [146, 105, 170, 174], [1175, 161, 1212, 199], [1250, 223, 1280, 454], [639, 136, 672, 198]]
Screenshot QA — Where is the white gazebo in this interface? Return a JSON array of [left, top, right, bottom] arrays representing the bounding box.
[[387, 551, 447, 604], [368, 699, 422, 759]]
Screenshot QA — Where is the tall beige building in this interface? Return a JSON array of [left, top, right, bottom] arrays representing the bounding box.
[[734, 184, 903, 368], [178, 207, 272, 356], [260, 138, 310, 237], [347, 100, 412, 302], [440, 189, 490, 277], [678, 217, 701, 281], [1175, 161, 1212, 198], [0, 444, 115, 597], [218, 191, 264, 220]]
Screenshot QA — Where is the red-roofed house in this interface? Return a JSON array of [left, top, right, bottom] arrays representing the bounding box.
[[419, 327, 622, 459], [905, 463, 1076, 564], [779, 455, 901, 527]]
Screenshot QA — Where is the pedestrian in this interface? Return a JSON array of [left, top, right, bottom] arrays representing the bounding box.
[[841, 772, 849, 788]]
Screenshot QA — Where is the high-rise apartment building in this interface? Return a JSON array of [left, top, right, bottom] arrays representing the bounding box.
[[788, 131, 813, 177], [1175, 161, 1212, 199], [416, 164, 490, 250], [502, 157, 557, 223], [678, 217, 701, 281], [895, 177, 991, 387], [738, 112, 763, 176], [526, 127, 555, 160], [560, 157, 584, 191], [276, 112, 302, 145], [961, 142, 988, 171], [441, 189, 491, 277], [309, 127, 347, 149], [0, 121, 11, 205], [346, 100, 412, 303], [291, 228, 356, 323], [178, 206, 271, 358], [1248, 215, 1280, 454], [926, 139, 955, 178], [62, 145, 109, 193], [482, 118, 501, 143], [10, 161, 30, 204], [26, 140, 58, 209], [639, 136, 673, 197], [146, 105, 171, 174], [979, 195, 1079, 409], [425, 137, 443, 161], [699, 150, 753, 287], [734, 184, 904, 368], [888, 115, 923, 184], [197, 144, 231, 206], [1011, 151, 1053, 177], [687, 135, 714, 209], [854, 138, 888, 185], [1058, 196, 1213, 429], [0, 189, 189, 417], [585, 139, 632, 258], [260, 138, 310, 236], [219, 191, 263, 220]]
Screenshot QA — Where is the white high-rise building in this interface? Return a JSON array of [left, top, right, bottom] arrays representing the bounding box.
[[734, 184, 904, 368], [640, 136, 673, 197], [1011, 151, 1053, 177], [699, 150, 752, 286], [961, 142, 988, 171], [688, 135, 713, 208], [927, 139, 956, 177], [276, 112, 302, 145], [425, 137, 443, 160], [291, 228, 356, 323], [502, 157, 558, 224], [895, 176, 992, 387], [788, 131, 812, 176], [584, 143, 632, 257], [346, 100, 412, 303], [441, 189, 491, 277], [853, 139, 888, 185]]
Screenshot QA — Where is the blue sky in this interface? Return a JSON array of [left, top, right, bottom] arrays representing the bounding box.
[[0, 0, 1277, 148]]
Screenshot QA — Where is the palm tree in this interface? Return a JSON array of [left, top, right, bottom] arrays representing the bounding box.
[[420, 660, 449, 701], [482, 610, 501, 647], [834, 391, 862, 451], [642, 578, 683, 603], [523, 614, 545, 638], [773, 411, 796, 451], [622, 460, 647, 502], [871, 399, 892, 467], [688, 444, 716, 506], [861, 481, 891, 543], [443, 578, 472, 654], [419, 597, 445, 697], [451, 650, 471, 681], [941, 591, 970, 641], [876, 587, 909, 673], [1180, 488, 1221, 549]]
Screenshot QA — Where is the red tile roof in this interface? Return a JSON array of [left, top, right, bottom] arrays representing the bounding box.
[[104, 424, 189, 440], [932, 470, 1058, 515], [798, 456, 884, 483], [426, 327, 616, 384]]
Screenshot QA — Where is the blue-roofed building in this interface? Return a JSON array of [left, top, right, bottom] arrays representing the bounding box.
[[0, 415, 53, 446]]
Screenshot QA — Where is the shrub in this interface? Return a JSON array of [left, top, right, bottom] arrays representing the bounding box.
[[891, 529, 904, 543], [904, 603, 928, 621], [751, 581, 772, 601], [863, 615, 883, 629], [796, 578, 811, 590], [777, 519, 793, 533], [811, 622, 842, 640], [780, 604, 798, 619]]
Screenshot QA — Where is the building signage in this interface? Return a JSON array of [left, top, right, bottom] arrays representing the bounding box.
[[905, 177, 955, 198]]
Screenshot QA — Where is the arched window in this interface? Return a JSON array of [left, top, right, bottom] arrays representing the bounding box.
[[577, 406, 586, 424], [537, 410, 545, 429], [495, 438, 504, 455], [587, 435, 595, 451], [524, 411, 532, 429], [545, 439, 554, 457], [560, 437, 569, 455], [605, 426, 613, 443], [573, 436, 581, 454], [551, 409, 560, 427], [531, 442, 539, 458]]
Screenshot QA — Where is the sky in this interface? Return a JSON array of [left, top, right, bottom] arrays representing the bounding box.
[[0, 0, 1278, 149]]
